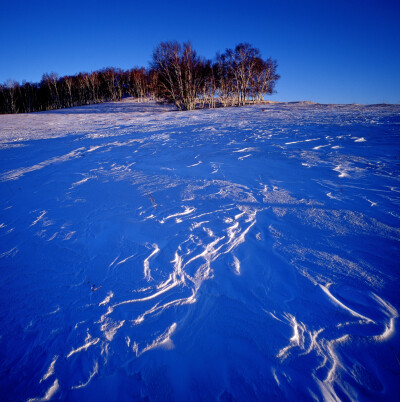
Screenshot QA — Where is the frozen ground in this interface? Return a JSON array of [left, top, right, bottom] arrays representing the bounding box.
[[0, 98, 400, 401]]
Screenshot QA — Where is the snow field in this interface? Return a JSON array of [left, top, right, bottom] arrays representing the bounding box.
[[1, 99, 400, 400]]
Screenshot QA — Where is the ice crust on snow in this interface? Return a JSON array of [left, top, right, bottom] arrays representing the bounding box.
[[1, 99, 400, 400]]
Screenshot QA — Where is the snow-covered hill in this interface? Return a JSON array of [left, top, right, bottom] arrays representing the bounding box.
[[1, 99, 400, 401]]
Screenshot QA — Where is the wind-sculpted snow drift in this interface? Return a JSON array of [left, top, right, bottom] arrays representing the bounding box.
[[0, 99, 400, 401]]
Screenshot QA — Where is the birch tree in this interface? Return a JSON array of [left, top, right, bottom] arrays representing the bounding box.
[[151, 41, 204, 111]]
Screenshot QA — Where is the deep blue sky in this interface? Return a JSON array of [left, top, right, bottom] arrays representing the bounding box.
[[1, 0, 399, 104]]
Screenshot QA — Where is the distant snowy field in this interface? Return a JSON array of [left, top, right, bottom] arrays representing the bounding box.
[[1, 98, 400, 401]]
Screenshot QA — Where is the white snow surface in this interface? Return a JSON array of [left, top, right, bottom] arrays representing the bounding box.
[[1, 98, 400, 400]]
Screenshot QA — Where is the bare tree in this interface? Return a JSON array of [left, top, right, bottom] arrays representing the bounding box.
[[129, 68, 147, 101], [151, 41, 204, 111], [42, 73, 61, 109], [251, 58, 280, 103], [215, 54, 235, 107], [152, 41, 181, 108], [222, 44, 259, 105], [62, 76, 73, 107], [4, 80, 20, 113]]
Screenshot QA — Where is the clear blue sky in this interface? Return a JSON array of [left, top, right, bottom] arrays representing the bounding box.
[[1, 0, 399, 104]]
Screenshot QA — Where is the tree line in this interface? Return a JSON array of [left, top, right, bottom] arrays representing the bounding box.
[[0, 42, 279, 114]]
